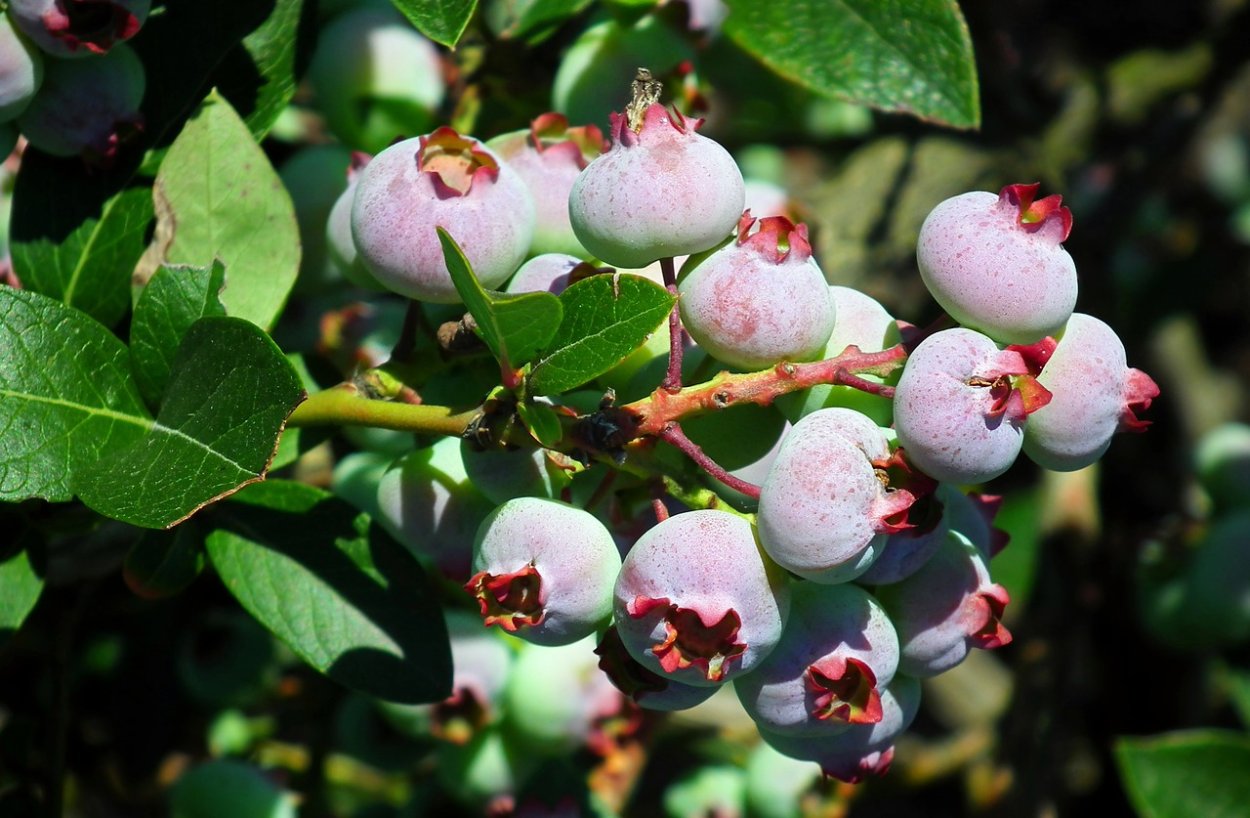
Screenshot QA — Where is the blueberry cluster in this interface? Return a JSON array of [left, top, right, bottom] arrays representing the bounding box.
[[325, 84, 1159, 790], [0, 0, 149, 163]]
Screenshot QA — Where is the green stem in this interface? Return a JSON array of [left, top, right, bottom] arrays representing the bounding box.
[[287, 385, 477, 437]]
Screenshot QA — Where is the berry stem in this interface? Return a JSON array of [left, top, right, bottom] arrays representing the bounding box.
[[659, 422, 762, 499], [660, 256, 684, 392], [625, 343, 908, 438]]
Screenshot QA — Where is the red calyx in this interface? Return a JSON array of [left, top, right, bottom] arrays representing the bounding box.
[[969, 584, 1012, 650], [43, 0, 141, 54], [807, 656, 883, 725], [1001, 183, 1073, 242], [969, 493, 1012, 557], [628, 596, 746, 683], [609, 103, 702, 149], [465, 565, 546, 632], [431, 685, 489, 745], [418, 127, 500, 197], [1005, 337, 1059, 376], [594, 626, 670, 702], [736, 210, 813, 264], [530, 112, 606, 169], [1119, 368, 1160, 433]]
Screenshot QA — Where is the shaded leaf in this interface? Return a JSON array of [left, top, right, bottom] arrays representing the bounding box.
[[392, 0, 477, 47], [529, 274, 674, 395], [0, 531, 44, 646], [439, 228, 563, 369], [518, 401, 563, 447], [0, 289, 151, 503], [206, 480, 453, 704], [75, 317, 305, 529], [502, 0, 593, 41], [220, 0, 308, 137], [723, 0, 980, 129], [124, 524, 207, 599], [151, 91, 301, 329], [9, 152, 153, 327], [1116, 731, 1250, 818], [130, 261, 228, 407]]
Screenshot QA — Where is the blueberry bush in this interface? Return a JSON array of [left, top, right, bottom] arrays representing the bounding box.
[[2, 1, 1249, 816]]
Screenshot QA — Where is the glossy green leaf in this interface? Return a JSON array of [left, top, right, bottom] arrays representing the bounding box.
[[206, 480, 453, 704], [219, 0, 306, 137], [151, 91, 301, 329], [518, 401, 563, 447], [439, 228, 563, 369], [130, 261, 228, 407], [392, 0, 477, 47], [529, 274, 674, 396], [75, 317, 305, 529], [0, 532, 44, 645], [0, 288, 151, 503], [9, 152, 153, 327], [723, 0, 980, 129], [1116, 730, 1250, 818], [124, 524, 207, 600]]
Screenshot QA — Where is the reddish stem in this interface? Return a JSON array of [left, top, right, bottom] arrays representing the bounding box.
[[660, 423, 763, 499], [660, 256, 683, 392], [624, 344, 908, 438]]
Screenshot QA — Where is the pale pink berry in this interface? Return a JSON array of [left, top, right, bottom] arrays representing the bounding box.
[[466, 497, 620, 647], [569, 102, 744, 268], [504, 253, 585, 295], [1023, 313, 1159, 471], [9, 0, 149, 58], [614, 510, 790, 686], [350, 127, 535, 303], [488, 113, 606, 257], [917, 184, 1077, 344], [678, 212, 835, 370], [876, 532, 1012, 677], [735, 582, 899, 737], [756, 408, 916, 584], [893, 327, 1052, 485], [758, 675, 922, 783]]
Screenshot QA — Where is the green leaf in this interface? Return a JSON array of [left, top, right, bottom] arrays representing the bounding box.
[[988, 487, 1042, 616], [150, 91, 301, 329], [1116, 731, 1250, 818], [130, 261, 228, 407], [518, 401, 563, 447], [438, 228, 563, 369], [206, 480, 452, 704], [124, 524, 207, 599], [218, 0, 307, 137], [723, 0, 980, 129], [9, 152, 154, 327], [529, 274, 674, 396], [503, 0, 594, 40], [74, 317, 305, 529], [392, 0, 477, 47], [1, 532, 44, 646], [0, 288, 151, 503]]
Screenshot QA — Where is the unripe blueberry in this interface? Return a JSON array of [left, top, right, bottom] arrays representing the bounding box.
[[735, 582, 899, 737], [569, 102, 744, 268], [1194, 423, 1250, 511], [893, 327, 1052, 485], [614, 510, 790, 686], [917, 183, 1077, 344], [460, 439, 563, 505], [325, 152, 386, 290], [17, 42, 144, 163], [678, 213, 836, 370], [422, 610, 516, 744], [1022, 313, 1159, 471], [552, 17, 693, 128], [757, 675, 922, 783], [350, 128, 535, 302], [488, 113, 606, 257], [875, 532, 1012, 677], [504, 253, 585, 295], [861, 484, 988, 585], [663, 765, 746, 818], [375, 437, 496, 581], [744, 741, 822, 818], [776, 285, 901, 427], [436, 725, 537, 811], [9, 0, 150, 58], [170, 760, 296, 818], [502, 636, 627, 754], [278, 145, 353, 290], [0, 15, 43, 122], [594, 625, 718, 712], [756, 408, 916, 584], [307, 3, 444, 153], [466, 498, 621, 646]]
